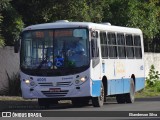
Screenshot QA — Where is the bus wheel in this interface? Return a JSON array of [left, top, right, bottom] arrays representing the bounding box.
[[92, 83, 104, 107], [116, 94, 126, 104], [125, 78, 135, 103], [38, 98, 50, 108]]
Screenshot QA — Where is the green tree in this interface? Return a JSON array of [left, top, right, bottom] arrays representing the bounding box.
[[128, 0, 160, 40], [102, 0, 129, 26], [103, 0, 160, 52], [7, 0, 160, 50], [128, 0, 160, 52], [1, 4, 24, 46], [0, 15, 4, 47], [0, 0, 10, 46], [103, 0, 160, 39], [47, 0, 105, 22], [12, 0, 105, 26]]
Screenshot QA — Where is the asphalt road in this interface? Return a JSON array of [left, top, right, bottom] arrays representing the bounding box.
[[1, 97, 160, 111], [0, 97, 160, 119]]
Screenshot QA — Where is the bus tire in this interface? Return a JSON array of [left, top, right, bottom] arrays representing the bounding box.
[[125, 78, 135, 103], [92, 83, 104, 107], [116, 94, 126, 104]]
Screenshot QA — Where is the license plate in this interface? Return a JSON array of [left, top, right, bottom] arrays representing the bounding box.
[[49, 88, 61, 92]]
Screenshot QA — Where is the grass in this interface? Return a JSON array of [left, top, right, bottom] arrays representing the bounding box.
[[135, 86, 160, 98], [135, 65, 160, 98], [0, 96, 35, 101]]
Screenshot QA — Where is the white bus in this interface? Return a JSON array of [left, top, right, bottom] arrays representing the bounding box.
[[15, 20, 145, 107]]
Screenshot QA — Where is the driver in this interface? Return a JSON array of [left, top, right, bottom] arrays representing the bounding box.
[[68, 42, 87, 67]]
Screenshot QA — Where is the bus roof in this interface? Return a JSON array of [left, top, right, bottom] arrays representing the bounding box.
[[23, 21, 142, 34]]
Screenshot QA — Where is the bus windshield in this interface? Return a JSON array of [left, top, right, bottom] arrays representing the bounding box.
[[20, 28, 89, 72]]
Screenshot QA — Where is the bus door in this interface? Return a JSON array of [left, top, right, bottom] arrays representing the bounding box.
[[91, 30, 102, 97]]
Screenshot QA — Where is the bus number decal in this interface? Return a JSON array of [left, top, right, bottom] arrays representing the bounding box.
[[140, 65, 144, 70], [37, 78, 46, 82]]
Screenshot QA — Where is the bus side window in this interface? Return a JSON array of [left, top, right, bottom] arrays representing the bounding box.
[[134, 35, 142, 59], [108, 32, 117, 59], [100, 31, 108, 59], [126, 34, 134, 59], [117, 33, 126, 59], [91, 31, 100, 68]]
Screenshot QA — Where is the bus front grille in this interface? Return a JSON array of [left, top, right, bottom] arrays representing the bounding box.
[[39, 82, 53, 87], [41, 90, 69, 97], [57, 82, 72, 87], [38, 82, 72, 87]]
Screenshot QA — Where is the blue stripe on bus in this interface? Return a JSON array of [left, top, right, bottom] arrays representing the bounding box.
[[92, 77, 145, 97], [108, 77, 145, 95], [92, 80, 101, 97], [135, 77, 145, 91]]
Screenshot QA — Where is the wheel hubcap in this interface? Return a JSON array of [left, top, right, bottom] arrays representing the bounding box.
[[130, 80, 135, 101], [100, 85, 104, 101]]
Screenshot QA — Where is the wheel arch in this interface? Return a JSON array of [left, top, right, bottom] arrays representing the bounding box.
[[131, 74, 136, 88], [102, 76, 108, 97]]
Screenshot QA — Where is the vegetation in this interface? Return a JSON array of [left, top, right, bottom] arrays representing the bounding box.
[[0, 0, 160, 50], [136, 65, 160, 98], [0, 72, 21, 96], [0, 0, 11, 47], [0, 15, 4, 46]]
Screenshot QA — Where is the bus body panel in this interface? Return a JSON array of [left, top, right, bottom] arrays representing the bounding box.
[[107, 77, 145, 95], [99, 58, 145, 95], [90, 59, 102, 97], [89, 26, 144, 97], [91, 80, 101, 97]]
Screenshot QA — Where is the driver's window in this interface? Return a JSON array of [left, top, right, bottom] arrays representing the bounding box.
[[91, 31, 100, 68]]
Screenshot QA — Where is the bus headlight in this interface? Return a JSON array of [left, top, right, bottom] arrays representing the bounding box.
[[75, 76, 88, 85], [80, 77, 86, 82], [25, 79, 30, 84], [25, 79, 36, 87]]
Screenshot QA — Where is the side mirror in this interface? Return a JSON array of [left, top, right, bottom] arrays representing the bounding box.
[[14, 40, 20, 53]]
